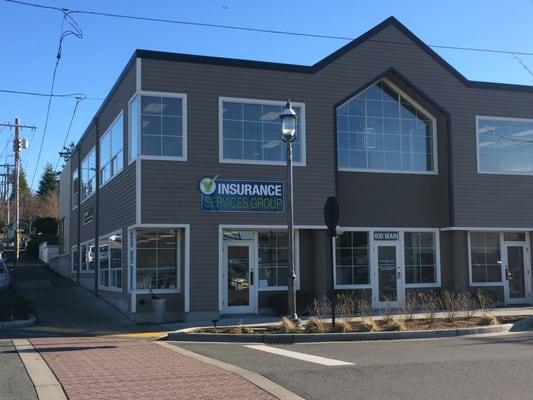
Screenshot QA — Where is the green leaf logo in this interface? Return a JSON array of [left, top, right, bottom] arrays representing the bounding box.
[[199, 174, 219, 195]]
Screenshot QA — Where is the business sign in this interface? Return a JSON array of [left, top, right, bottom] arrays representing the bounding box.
[[199, 175, 284, 213], [373, 231, 399, 241]]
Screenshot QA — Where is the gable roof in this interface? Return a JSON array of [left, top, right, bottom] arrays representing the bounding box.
[[136, 16, 533, 93]]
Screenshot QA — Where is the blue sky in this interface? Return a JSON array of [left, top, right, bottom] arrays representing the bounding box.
[[1, 0, 533, 189]]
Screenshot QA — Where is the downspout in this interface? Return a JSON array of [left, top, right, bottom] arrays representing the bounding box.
[[76, 145, 81, 286], [94, 117, 100, 297]]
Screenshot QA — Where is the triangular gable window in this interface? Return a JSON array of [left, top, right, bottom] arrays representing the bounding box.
[[336, 80, 436, 173]]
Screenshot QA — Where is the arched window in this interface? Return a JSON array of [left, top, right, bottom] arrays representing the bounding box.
[[336, 80, 436, 173]]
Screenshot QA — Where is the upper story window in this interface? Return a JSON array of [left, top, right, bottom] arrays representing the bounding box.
[[220, 98, 305, 165], [100, 113, 123, 185], [337, 80, 436, 173], [81, 148, 96, 202], [71, 168, 79, 209], [477, 116, 533, 175], [129, 93, 187, 161]]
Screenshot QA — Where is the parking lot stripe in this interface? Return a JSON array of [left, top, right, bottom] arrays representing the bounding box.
[[243, 344, 354, 366]]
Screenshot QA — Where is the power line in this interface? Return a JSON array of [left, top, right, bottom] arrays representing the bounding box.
[[55, 96, 84, 171], [4, 0, 533, 58], [0, 88, 101, 100], [30, 9, 83, 189]]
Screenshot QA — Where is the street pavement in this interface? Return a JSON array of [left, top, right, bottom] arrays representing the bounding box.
[[175, 331, 533, 400], [0, 339, 37, 400]]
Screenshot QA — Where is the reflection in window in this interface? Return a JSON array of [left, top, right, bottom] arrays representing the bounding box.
[[335, 232, 369, 286], [100, 114, 123, 185], [72, 168, 79, 208], [81, 149, 96, 201], [81, 242, 95, 272], [470, 232, 501, 283], [99, 233, 122, 289], [258, 231, 289, 287], [337, 80, 434, 172], [71, 247, 78, 273], [221, 100, 304, 163], [404, 232, 436, 284], [477, 117, 533, 174], [136, 229, 179, 290]]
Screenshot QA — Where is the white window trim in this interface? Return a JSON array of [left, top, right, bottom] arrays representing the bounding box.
[[71, 245, 78, 273], [71, 168, 79, 210], [80, 147, 96, 204], [130, 225, 183, 295], [468, 231, 505, 287], [337, 78, 438, 175], [100, 111, 125, 189], [333, 227, 441, 290], [79, 239, 95, 274], [129, 91, 188, 163], [476, 115, 533, 176], [98, 230, 123, 292], [218, 97, 307, 167]]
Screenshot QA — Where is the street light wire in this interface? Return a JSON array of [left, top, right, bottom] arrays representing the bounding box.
[[0, 88, 102, 100], [54, 96, 85, 171]]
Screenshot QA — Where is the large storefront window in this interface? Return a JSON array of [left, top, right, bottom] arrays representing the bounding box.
[[136, 229, 179, 290], [99, 232, 122, 289], [258, 231, 288, 288], [221, 99, 305, 164], [404, 232, 437, 284], [335, 231, 370, 286], [99, 113, 123, 185], [470, 232, 501, 283], [336, 80, 436, 173]]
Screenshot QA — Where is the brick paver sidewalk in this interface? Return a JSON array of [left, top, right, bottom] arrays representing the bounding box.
[[30, 337, 276, 400]]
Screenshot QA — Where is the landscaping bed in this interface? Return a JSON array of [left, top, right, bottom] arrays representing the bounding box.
[[192, 315, 527, 335]]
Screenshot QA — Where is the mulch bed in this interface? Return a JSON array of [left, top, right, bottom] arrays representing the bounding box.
[[193, 315, 527, 335]]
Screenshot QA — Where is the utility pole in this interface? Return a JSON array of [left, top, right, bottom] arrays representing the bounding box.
[[0, 119, 35, 264]]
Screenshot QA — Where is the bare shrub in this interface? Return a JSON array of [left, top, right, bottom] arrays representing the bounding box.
[[402, 293, 418, 321], [480, 314, 500, 326], [336, 293, 358, 320], [442, 290, 461, 322], [307, 296, 331, 320], [381, 317, 407, 331], [381, 297, 393, 323], [418, 291, 440, 324], [355, 296, 371, 319], [475, 290, 495, 316], [363, 318, 380, 332], [305, 316, 326, 333], [228, 321, 254, 334], [458, 292, 476, 319], [279, 317, 299, 333]]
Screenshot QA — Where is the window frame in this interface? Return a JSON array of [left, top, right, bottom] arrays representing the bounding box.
[[99, 111, 124, 188], [80, 148, 96, 204], [133, 228, 181, 294], [468, 231, 504, 287], [476, 115, 533, 176], [218, 97, 307, 166], [403, 230, 440, 288], [71, 167, 79, 210], [128, 91, 188, 163], [98, 230, 123, 292], [336, 78, 438, 175], [333, 230, 372, 289]]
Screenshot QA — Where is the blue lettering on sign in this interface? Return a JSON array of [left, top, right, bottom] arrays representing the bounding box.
[[199, 178, 284, 213]]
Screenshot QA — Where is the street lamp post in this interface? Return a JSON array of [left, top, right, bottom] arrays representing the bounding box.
[[279, 101, 299, 323]]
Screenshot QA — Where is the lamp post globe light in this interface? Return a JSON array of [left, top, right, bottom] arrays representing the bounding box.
[[279, 101, 299, 323]]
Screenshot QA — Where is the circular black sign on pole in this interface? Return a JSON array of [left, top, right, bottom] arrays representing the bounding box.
[[323, 196, 340, 328]]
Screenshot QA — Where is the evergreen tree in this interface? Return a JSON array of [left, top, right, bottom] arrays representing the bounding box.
[[36, 163, 58, 198], [19, 168, 30, 194]]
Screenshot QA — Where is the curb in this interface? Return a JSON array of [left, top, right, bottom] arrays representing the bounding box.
[[510, 317, 533, 332], [156, 341, 304, 400], [167, 323, 515, 343], [0, 313, 36, 329]]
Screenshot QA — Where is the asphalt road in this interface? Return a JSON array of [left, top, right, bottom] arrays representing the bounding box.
[[176, 331, 533, 400], [0, 339, 37, 400]]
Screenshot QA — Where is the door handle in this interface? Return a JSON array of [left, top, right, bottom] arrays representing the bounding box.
[[505, 268, 510, 280], [250, 270, 254, 285], [397, 271, 401, 279]]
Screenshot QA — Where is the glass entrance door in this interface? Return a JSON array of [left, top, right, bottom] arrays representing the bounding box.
[[374, 243, 403, 308], [224, 241, 255, 313], [504, 244, 528, 304]]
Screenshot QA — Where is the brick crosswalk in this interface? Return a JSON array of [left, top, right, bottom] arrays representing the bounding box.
[[30, 338, 276, 400]]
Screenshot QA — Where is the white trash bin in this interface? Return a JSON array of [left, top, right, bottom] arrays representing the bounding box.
[[152, 297, 166, 323]]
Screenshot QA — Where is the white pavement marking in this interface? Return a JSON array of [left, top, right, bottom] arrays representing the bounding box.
[[12, 339, 68, 400], [244, 344, 354, 366]]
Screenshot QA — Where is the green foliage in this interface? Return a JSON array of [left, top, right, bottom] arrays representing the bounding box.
[[19, 168, 30, 194], [36, 163, 58, 198]]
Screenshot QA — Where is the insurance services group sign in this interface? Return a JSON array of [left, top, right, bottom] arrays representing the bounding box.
[[199, 175, 284, 213]]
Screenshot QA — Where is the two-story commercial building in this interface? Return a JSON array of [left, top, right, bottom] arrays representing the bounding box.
[[53, 17, 533, 322]]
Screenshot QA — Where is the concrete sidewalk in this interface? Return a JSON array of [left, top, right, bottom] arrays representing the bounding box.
[[0, 339, 37, 400], [29, 337, 280, 400]]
